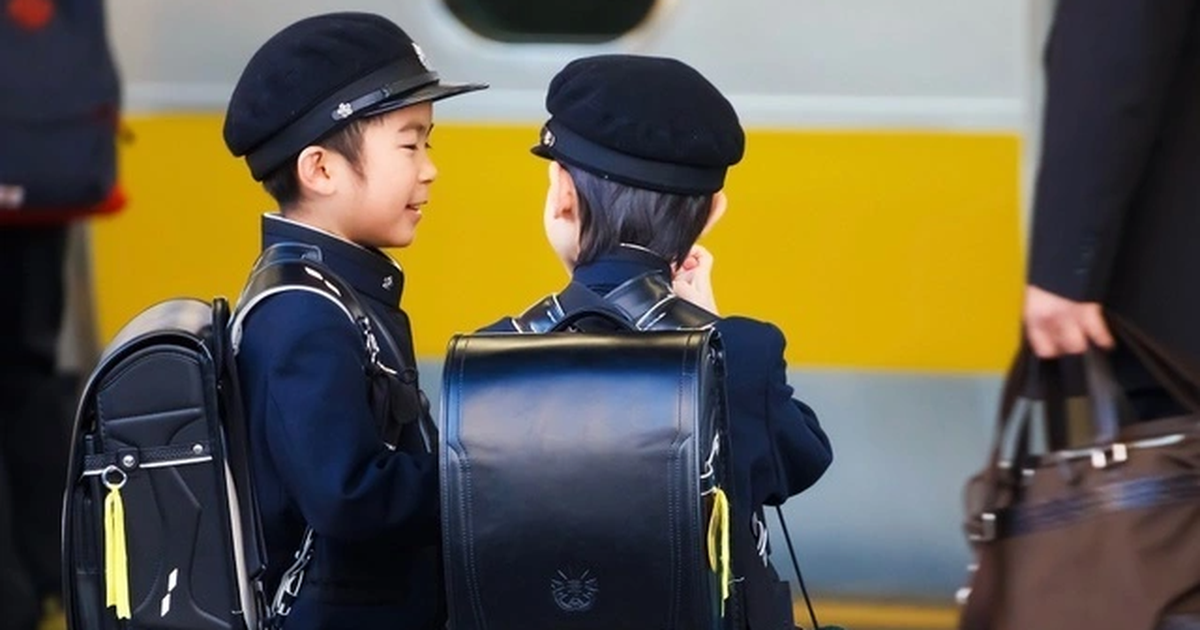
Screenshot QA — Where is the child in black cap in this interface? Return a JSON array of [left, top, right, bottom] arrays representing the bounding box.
[[223, 12, 484, 630], [484, 54, 833, 629]]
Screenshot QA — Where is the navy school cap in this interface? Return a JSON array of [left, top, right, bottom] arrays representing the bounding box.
[[532, 54, 745, 196], [224, 12, 488, 181]]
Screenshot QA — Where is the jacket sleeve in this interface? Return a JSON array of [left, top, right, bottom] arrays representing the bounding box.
[[1029, 0, 1198, 300], [240, 292, 439, 542], [719, 318, 833, 506], [761, 325, 832, 503]]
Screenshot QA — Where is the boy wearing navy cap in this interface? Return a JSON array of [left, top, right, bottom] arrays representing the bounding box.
[[485, 55, 832, 629], [223, 12, 484, 630]]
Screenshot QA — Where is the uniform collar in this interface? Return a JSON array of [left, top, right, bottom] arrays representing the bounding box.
[[262, 213, 405, 306], [573, 244, 673, 294]]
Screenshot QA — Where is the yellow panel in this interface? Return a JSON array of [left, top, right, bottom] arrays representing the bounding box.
[[92, 116, 1021, 371], [91, 115, 265, 339]]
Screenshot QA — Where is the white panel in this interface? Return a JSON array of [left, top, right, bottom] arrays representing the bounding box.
[[109, 0, 1026, 129], [1022, 0, 1057, 232]]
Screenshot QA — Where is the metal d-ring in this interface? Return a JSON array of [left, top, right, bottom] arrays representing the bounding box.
[[101, 465, 128, 491]]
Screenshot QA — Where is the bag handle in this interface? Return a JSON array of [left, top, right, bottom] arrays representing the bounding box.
[[969, 340, 1133, 537], [1080, 346, 1134, 445], [961, 345, 1119, 630]]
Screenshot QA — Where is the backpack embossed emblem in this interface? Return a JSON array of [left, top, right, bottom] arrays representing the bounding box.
[[551, 569, 599, 613]]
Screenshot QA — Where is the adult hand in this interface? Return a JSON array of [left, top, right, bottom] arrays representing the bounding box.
[[1023, 284, 1114, 357]]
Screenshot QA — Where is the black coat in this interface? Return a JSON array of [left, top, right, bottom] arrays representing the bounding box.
[[1030, 0, 1200, 377], [236, 215, 441, 630]]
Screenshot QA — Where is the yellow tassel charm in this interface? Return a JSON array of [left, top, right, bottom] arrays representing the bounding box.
[[103, 467, 132, 620], [706, 487, 731, 616]]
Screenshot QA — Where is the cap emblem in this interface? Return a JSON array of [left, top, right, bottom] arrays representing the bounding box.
[[542, 127, 556, 148], [334, 102, 354, 120]]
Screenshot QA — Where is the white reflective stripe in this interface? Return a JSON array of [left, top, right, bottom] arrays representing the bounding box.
[[700, 433, 721, 480], [634, 295, 674, 329], [83, 455, 214, 476], [549, 295, 566, 323], [752, 512, 770, 567], [142, 456, 214, 469], [302, 266, 343, 297], [230, 284, 355, 354], [226, 462, 257, 628], [161, 568, 179, 617]]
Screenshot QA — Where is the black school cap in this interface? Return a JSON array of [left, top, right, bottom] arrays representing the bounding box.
[[532, 54, 744, 195], [224, 12, 487, 180]]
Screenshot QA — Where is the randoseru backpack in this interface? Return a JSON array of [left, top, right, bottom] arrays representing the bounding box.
[[440, 272, 740, 630], [62, 243, 432, 629]]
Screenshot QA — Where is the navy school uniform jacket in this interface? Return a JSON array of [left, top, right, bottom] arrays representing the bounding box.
[[236, 215, 441, 630], [483, 246, 833, 623]]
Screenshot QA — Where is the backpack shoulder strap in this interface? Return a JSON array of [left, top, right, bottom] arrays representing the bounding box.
[[509, 281, 611, 333], [229, 243, 406, 628], [511, 271, 718, 333], [602, 271, 718, 331], [230, 243, 377, 357]]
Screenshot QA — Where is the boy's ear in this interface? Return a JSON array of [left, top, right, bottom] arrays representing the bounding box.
[[550, 161, 580, 221], [295, 145, 338, 197], [700, 191, 727, 237]]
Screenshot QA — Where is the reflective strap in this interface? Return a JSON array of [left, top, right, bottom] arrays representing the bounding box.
[[83, 441, 213, 476], [270, 527, 315, 623], [751, 512, 770, 567]]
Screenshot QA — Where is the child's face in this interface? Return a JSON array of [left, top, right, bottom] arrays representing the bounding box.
[[339, 103, 438, 248]]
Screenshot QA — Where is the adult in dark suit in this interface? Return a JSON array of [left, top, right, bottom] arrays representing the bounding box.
[[1025, 0, 1200, 418], [483, 55, 834, 629]]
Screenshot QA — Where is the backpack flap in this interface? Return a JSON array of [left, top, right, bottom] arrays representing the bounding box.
[[441, 329, 732, 630]]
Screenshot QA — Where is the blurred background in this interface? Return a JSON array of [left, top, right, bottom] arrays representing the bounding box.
[[18, 1, 1061, 628]]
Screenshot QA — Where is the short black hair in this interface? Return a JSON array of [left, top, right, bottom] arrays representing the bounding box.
[[568, 166, 713, 267], [261, 116, 379, 209]]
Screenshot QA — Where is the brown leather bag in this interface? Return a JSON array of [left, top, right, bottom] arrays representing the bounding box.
[[959, 315, 1200, 630]]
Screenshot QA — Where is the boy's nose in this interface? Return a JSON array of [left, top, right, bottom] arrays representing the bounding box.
[[421, 154, 438, 183]]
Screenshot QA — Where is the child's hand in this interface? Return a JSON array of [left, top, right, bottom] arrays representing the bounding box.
[[672, 245, 719, 315]]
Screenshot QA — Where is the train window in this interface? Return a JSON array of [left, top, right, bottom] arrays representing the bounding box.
[[444, 0, 657, 43]]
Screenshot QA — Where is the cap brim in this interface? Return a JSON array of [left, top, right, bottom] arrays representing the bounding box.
[[362, 81, 489, 116], [530, 142, 553, 159]]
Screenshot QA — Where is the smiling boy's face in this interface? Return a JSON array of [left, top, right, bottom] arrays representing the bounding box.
[[337, 102, 438, 249], [288, 102, 438, 249]]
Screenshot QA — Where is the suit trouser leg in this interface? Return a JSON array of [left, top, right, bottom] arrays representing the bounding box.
[[0, 225, 70, 628]]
